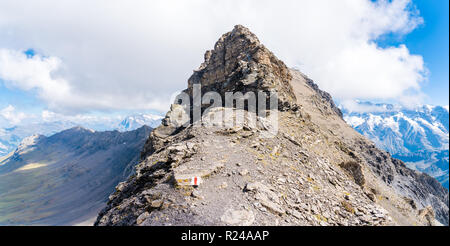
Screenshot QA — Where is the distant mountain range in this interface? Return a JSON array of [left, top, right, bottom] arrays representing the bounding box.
[[0, 113, 162, 157], [0, 126, 152, 225], [341, 102, 449, 189]]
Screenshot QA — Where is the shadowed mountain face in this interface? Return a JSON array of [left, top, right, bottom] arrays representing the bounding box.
[[96, 26, 448, 226], [0, 126, 152, 225]]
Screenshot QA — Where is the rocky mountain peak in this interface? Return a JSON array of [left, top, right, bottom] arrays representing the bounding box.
[[65, 126, 95, 133], [187, 25, 297, 109], [96, 26, 448, 226], [14, 134, 46, 155]]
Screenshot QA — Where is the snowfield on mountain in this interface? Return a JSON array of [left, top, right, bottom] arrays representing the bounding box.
[[342, 102, 449, 188]]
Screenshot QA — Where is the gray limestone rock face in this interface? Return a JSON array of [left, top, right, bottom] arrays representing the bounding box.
[[185, 25, 298, 111]]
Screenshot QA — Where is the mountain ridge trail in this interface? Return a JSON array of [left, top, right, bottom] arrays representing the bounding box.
[[95, 25, 448, 226]]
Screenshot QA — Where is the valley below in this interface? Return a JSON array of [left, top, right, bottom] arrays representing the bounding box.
[[0, 126, 152, 225]]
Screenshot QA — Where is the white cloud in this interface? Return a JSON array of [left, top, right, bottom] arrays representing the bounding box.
[[0, 48, 170, 113], [340, 100, 394, 113], [0, 49, 73, 108], [41, 110, 122, 125], [314, 43, 425, 101], [0, 105, 27, 125], [0, 0, 426, 114]]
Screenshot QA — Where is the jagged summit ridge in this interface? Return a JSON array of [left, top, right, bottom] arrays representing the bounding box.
[[187, 25, 297, 110]]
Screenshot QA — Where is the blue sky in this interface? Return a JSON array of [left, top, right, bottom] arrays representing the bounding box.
[[409, 0, 449, 106], [0, 83, 40, 111], [376, 0, 449, 106], [0, 0, 448, 127]]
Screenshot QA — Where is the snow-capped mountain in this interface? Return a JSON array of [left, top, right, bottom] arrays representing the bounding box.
[[341, 102, 449, 188], [116, 113, 163, 131], [0, 113, 163, 157]]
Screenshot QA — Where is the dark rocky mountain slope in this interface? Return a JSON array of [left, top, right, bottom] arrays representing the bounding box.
[[0, 126, 152, 225]]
